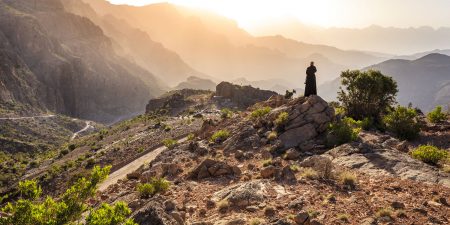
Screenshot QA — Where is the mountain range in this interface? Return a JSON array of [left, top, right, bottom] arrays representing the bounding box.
[[320, 53, 450, 111]]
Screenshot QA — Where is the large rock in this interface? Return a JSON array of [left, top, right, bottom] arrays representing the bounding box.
[[146, 89, 212, 115], [188, 159, 240, 180], [211, 180, 267, 207], [278, 96, 334, 148], [131, 200, 179, 225], [215, 82, 278, 108], [323, 136, 450, 187]]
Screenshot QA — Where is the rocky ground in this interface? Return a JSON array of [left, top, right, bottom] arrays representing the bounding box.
[[92, 95, 449, 225]]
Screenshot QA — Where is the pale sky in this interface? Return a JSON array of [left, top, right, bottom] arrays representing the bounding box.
[[107, 0, 450, 29]]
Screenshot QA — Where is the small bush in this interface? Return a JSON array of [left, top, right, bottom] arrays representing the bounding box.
[[301, 168, 319, 180], [326, 118, 360, 146], [220, 108, 233, 119], [60, 149, 69, 156], [250, 107, 272, 119], [86, 201, 136, 225], [18, 180, 42, 199], [337, 213, 350, 222], [383, 106, 420, 140], [249, 218, 262, 225], [338, 171, 357, 188], [217, 199, 229, 213], [137, 177, 170, 198], [187, 133, 195, 141], [137, 183, 156, 198], [210, 130, 230, 143], [274, 112, 289, 127], [68, 144, 76, 151], [262, 159, 272, 167], [267, 131, 278, 141], [376, 208, 393, 218], [427, 105, 447, 123], [163, 139, 177, 149], [411, 145, 448, 165]]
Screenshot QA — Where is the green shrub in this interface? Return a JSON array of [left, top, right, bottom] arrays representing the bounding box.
[[427, 105, 448, 123], [18, 180, 42, 200], [60, 149, 69, 156], [137, 177, 170, 198], [326, 118, 360, 147], [220, 108, 233, 119], [274, 112, 289, 127], [267, 131, 278, 141], [210, 130, 230, 143], [250, 107, 272, 119], [187, 133, 195, 141], [411, 145, 448, 165], [163, 139, 177, 149], [383, 106, 420, 140], [86, 201, 136, 225], [338, 70, 398, 122], [0, 166, 113, 225], [68, 144, 76, 151]]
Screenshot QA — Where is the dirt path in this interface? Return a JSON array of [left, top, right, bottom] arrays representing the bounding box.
[[98, 137, 188, 191], [0, 114, 55, 120], [71, 121, 93, 140]]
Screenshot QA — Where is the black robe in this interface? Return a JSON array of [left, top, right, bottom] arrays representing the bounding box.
[[304, 65, 317, 97]]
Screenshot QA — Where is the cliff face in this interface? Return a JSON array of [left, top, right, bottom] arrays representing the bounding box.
[[0, 0, 165, 122]]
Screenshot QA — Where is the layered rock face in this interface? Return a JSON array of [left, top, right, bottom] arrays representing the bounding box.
[[277, 96, 335, 148], [145, 89, 212, 115], [0, 0, 165, 122], [216, 82, 278, 108]]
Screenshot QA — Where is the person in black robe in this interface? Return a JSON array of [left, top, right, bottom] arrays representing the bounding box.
[[304, 61, 317, 97]]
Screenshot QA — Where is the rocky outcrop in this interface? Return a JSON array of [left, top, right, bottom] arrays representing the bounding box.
[[323, 133, 450, 187], [277, 96, 334, 148], [188, 159, 241, 180], [215, 82, 278, 108], [146, 89, 213, 115]]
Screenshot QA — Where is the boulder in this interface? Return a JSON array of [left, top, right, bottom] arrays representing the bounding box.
[[131, 200, 179, 225], [277, 96, 334, 149], [212, 180, 267, 207], [188, 159, 240, 180]]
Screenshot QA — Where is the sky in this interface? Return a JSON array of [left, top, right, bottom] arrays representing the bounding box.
[[107, 0, 450, 29]]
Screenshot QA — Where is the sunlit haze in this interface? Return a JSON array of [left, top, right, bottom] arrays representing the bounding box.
[[108, 0, 450, 30]]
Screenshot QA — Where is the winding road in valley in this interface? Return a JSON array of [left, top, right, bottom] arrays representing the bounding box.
[[70, 121, 93, 140], [0, 114, 56, 120], [98, 136, 189, 192]]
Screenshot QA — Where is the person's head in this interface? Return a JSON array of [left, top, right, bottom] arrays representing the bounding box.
[[310, 61, 314, 66]]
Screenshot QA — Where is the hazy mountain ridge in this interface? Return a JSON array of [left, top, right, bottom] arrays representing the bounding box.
[[83, 0, 385, 86], [253, 20, 450, 55], [0, 0, 166, 122]]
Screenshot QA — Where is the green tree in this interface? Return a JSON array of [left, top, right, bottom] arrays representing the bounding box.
[[338, 70, 398, 123], [427, 105, 448, 123], [0, 166, 136, 225]]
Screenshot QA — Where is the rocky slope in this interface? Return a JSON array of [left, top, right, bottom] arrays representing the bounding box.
[[0, 0, 165, 123], [93, 94, 449, 225], [11, 85, 448, 224]]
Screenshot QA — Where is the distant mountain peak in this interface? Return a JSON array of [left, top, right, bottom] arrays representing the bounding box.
[[415, 53, 450, 63]]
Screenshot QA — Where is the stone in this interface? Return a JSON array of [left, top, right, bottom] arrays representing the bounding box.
[[261, 166, 277, 178], [360, 217, 376, 225], [288, 197, 305, 209], [284, 148, 300, 160], [279, 124, 318, 149], [264, 206, 276, 217], [293, 212, 310, 225], [216, 81, 278, 108], [164, 200, 177, 211], [188, 159, 238, 180], [234, 150, 244, 160], [170, 212, 184, 225], [126, 171, 141, 180], [391, 201, 405, 209], [131, 200, 179, 225], [212, 180, 266, 207]]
